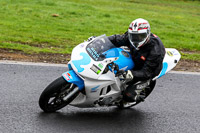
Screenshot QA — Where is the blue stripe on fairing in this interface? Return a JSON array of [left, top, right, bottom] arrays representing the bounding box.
[[158, 62, 168, 78], [91, 85, 100, 92], [72, 52, 91, 73]]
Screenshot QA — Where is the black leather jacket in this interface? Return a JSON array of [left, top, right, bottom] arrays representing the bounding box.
[[108, 32, 166, 80]]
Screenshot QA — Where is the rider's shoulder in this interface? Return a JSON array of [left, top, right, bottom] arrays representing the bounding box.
[[150, 33, 163, 45], [148, 34, 165, 55]]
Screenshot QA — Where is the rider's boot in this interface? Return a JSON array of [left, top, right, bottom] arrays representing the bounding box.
[[123, 85, 146, 103]]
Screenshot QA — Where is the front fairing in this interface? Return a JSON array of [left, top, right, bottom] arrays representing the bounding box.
[[70, 35, 134, 80]]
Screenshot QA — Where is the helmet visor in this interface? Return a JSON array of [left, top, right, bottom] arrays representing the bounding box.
[[129, 33, 147, 43]]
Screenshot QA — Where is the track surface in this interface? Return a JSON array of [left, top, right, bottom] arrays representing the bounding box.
[[0, 62, 199, 133]]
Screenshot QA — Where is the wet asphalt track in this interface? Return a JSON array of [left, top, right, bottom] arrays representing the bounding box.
[[0, 61, 200, 133]]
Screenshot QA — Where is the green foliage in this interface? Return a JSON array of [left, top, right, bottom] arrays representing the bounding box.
[[0, 0, 199, 61], [180, 52, 200, 61]]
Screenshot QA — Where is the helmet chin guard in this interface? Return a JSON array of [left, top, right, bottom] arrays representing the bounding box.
[[128, 18, 151, 50]]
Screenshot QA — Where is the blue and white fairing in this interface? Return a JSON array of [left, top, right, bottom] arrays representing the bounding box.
[[69, 35, 134, 80]]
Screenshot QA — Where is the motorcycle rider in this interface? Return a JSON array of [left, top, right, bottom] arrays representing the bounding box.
[[108, 18, 166, 102]]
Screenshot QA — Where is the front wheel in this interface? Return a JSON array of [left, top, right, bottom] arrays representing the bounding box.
[[39, 77, 79, 113]]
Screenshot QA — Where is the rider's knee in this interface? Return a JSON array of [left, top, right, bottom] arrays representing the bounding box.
[[123, 87, 137, 102]]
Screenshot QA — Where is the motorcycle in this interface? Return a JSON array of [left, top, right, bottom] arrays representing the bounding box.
[[39, 35, 181, 112]]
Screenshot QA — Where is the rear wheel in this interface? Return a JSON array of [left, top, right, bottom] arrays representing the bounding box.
[[39, 77, 79, 113], [118, 80, 156, 109]]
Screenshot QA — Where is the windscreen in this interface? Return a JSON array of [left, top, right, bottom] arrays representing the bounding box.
[[86, 35, 116, 61]]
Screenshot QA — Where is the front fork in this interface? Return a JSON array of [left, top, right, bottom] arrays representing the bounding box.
[[62, 86, 79, 101], [61, 69, 84, 101]]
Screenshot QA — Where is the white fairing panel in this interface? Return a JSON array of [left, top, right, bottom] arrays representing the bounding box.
[[70, 75, 121, 107]]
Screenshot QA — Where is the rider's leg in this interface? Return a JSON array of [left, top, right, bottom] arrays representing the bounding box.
[[123, 79, 150, 102]]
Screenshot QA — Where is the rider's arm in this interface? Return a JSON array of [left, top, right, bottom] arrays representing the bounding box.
[[131, 53, 163, 80], [108, 32, 130, 47], [131, 42, 165, 80]]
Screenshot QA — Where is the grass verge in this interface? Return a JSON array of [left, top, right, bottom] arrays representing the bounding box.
[[0, 0, 199, 61]]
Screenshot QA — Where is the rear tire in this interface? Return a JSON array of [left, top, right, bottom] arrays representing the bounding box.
[[118, 80, 156, 109], [39, 77, 79, 113]]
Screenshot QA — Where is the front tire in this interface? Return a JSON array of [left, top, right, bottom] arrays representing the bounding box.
[[39, 77, 79, 113]]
